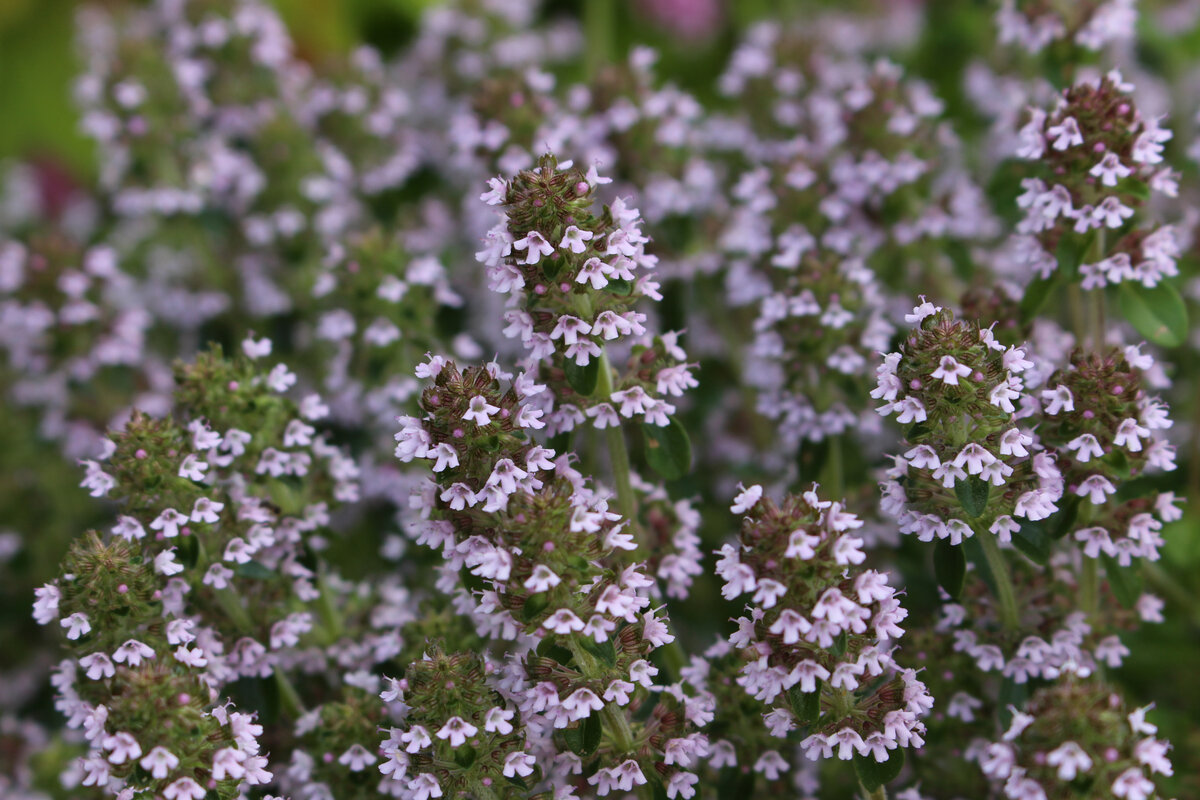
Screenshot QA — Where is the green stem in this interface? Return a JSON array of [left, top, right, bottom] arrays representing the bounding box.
[[822, 434, 845, 498], [859, 784, 888, 800], [317, 570, 345, 643], [215, 588, 255, 635], [1080, 557, 1098, 619], [976, 532, 1021, 631], [566, 638, 637, 754], [597, 348, 638, 526], [584, 0, 615, 80], [275, 670, 307, 718], [1067, 283, 1088, 348]]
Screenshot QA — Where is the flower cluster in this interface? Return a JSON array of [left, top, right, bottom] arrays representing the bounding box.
[[379, 647, 532, 799], [35, 348, 365, 795], [396, 358, 707, 795], [477, 155, 694, 434], [1038, 346, 1179, 564], [1012, 71, 1179, 289], [748, 251, 893, 447], [996, 0, 1138, 53], [976, 679, 1172, 800], [877, 302, 1062, 546], [716, 484, 930, 772]]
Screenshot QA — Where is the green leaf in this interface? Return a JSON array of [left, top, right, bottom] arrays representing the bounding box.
[[1011, 522, 1051, 565], [716, 767, 756, 800], [521, 592, 550, 622], [1055, 231, 1090, 279], [788, 680, 822, 725], [998, 677, 1030, 728], [854, 749, 905, 792], [452, 743, 476, 767], [605, 277, 633, 296], [564, 357, 600, 396], [563, 713, 602, 756], [955, 476, 990, 518], [1019, 271, 1061, 323], [1101, 555, 1143, 609], [642, 417, 692, 480], [830, 630, 848, 657], [1118, 282, 1188, 348], [233, 560, 274, 580], [580, 636, 617, 667], [934, 539, 966, 600], [535, 638, 574, 666]]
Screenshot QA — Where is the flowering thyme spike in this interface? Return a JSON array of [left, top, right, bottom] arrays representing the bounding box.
[[396, 357, 707, 796], [717, 483, 931, 786], [476, 155, 696, 521], [1011, 70, 1179, 292], [877, 301, 1063, 629], [976, 679, 1173, 800]]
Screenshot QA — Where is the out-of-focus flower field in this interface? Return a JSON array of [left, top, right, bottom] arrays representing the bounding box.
[[2, 1, 1200, 799]]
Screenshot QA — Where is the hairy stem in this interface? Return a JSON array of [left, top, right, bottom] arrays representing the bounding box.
[[977, 532, 1021, 631]]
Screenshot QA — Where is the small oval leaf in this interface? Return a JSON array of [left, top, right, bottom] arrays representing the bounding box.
[[642, 417, 692, 480], [564, 357, 600, 396], [1101, 554, 1143, 609], [955, 476, 990, 518], [1118, 282, 1188, 348], [854, 749, 905, 792], [934, 538, 967, 600]]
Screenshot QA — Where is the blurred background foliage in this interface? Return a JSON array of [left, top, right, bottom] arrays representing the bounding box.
[[2, 0, 1200, 794]]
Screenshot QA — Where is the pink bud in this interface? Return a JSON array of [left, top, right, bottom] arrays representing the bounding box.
[[972, 371, 984, 382], [482, 778, 493, 787], [153, 590, 162, 600], [943, 670, 953, 681], [909, 379, 922, 390], [323, 752, 334, 763], [534, 284, 547, 295], [178, 693, 190, 704], [1032, 751, 1046, 765], [1112, 384, 1124, 395], [560, 282, 570, 293], [1094, 141, 1106, 152], [499, 408, 510, 418], [453, 428, 464, 438], [1083, 409, 1095, 419], [533, 198, 544, 208], [228, 381, 239, 390], [1117, 103, 1130, 115], [575, 182, 589, 195], [117, 584, 128, 594], [135, 449, 148, 459], [181, 527, 191, 536], [1105, 747, 1120, 762], [444, 680, 455, 690]]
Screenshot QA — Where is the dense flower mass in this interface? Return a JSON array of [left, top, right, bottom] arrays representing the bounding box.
[[3, 1, 1199, 799]]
